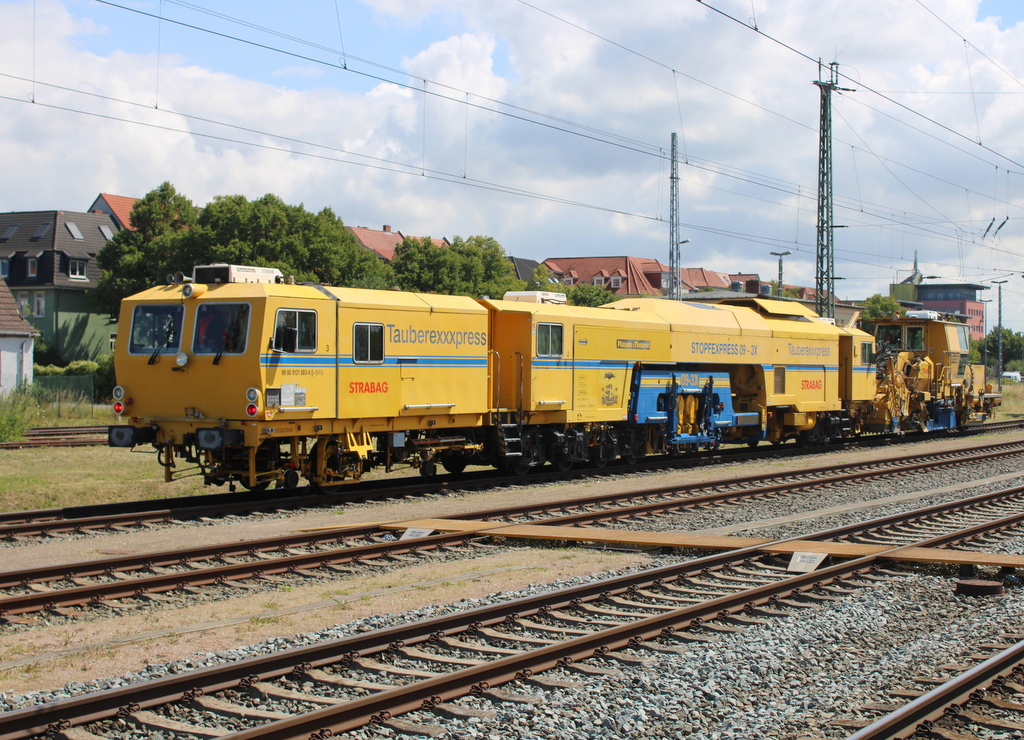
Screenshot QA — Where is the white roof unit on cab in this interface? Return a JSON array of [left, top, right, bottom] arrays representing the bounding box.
[[905, 310, 942, 320], [193, 264, 283, 284], [502, 290, 567, 305]]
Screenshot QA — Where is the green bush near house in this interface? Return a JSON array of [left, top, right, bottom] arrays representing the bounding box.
[[0, 389, 29, 442]]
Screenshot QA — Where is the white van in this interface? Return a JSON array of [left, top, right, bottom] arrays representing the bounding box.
[[1001, 371, 1021, 383]]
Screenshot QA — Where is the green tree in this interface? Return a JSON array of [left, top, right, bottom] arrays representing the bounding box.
[[91, 184, 392, 317], [566, 282, 619, 307], [91, 182, 200, 317], [859, 294, 902, 321], [390, 234, 523, 297], [978, 326, 1023, 373], [525, 265, 556, 291]]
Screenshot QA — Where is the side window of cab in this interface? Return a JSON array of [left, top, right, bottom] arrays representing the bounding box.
[[274, 309, 317, 353]]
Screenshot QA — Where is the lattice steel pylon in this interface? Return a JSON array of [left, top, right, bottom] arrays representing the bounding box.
[[669, 132, 681, 301], [813, 62, 854, 319]]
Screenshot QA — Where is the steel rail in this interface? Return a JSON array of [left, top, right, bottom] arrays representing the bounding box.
[[3, 442, 1023, 614], [3, 443, 1024, 616], [4, 423, 1021, 532], [3, 487, 1024, 740], [846, 639, 1024, 740]]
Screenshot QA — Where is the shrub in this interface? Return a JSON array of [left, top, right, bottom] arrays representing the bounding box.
[[0, 389, 29, 442], [65, 360, 99, 376]]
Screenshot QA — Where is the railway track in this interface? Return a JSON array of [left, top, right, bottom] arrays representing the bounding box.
[[3, 477, 1024, 740], [0, 425, 108, 449], [5, 422, 1024, 543], [838, 637, 1024, 739], [2, 438, 1023, 622]]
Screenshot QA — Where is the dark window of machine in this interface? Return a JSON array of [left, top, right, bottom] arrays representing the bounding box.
[[274, 309, 317, 352], [354, 323, 384, 363], [875, 324, 903, 349], [129, 304, 184, 354], [193, 303, 250, 354], [905, 326, 924, 351], [537, 323, 563, 357], [860, 341, 875, 365]]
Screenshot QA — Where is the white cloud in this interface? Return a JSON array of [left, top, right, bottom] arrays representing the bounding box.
[[2, 0, 1024, 324]]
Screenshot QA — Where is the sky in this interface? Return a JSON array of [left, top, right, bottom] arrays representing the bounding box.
[[3, 0, 1024, 331]]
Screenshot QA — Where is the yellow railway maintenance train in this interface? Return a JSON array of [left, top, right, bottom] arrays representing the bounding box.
[[107, 265, 1000, 491]]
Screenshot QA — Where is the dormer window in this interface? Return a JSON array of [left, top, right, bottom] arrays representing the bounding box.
[[27, 258, 37, 278], [0, 259, 7, 279], [593, 276, 604, 286], [70, 259, 88, 280], [610, 277, 622, 288]]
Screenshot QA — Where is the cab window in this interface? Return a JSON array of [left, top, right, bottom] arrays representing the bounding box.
[[860, 341, 875, 365], [193, 303, 250, 354], [875, 324, 902, 348], [354, 323, 384, 364], [537, 323, 563, 357], [956, 325, 971, 352], [274, 309, 317, 353], [129, 304, 183, 354], [905, 326, 924, 351]]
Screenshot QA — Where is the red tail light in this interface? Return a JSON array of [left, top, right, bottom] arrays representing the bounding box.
[[246, 403, 259, 417], [113, 401, 125, 414]]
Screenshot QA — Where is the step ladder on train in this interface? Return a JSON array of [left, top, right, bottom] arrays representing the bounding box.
[[492, 410, 524, 458]]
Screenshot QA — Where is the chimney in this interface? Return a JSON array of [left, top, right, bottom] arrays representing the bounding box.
[[383, 225, 392, 233]]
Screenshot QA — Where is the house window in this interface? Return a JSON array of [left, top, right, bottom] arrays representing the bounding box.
[[34, 292, 45, 318], [593, 276, 604, 286], [70, 259, 88, 280], [537, 323, 563, 357], [0, 259, 7, 278], [17, 292, 28, 316], [65, 222, 84, 240], [273, 309, 317, 352], [610, 277, 622, 289], [353, 323, 384, 363], [27, 258, 37, 278]]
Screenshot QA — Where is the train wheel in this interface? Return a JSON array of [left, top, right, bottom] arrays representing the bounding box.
[[309, 439, 346, 494], [441, 456, 468, 475], [419, 459, 438, 477], [504, 456, 530, 476], [552, 454, 574, 472]]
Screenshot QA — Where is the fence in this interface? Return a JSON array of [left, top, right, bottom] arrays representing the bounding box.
[[32, 375, 96, 419]]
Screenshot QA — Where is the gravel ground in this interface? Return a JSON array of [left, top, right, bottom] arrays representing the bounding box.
[[4, 432, 1024, 739]]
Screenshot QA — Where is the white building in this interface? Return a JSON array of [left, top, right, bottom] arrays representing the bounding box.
[[0, 277, 36, 393]]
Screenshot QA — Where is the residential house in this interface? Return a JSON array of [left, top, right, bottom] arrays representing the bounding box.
[[88, 193, 139, 231], [348, 224, 450, 263], [0, 277, 36, 392], [509, 256, 542, 283], [541, 256, 683, 296], [0, 210, 119, 362]]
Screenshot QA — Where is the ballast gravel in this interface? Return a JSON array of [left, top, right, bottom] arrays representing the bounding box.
[[4, 453, 1024, 739]]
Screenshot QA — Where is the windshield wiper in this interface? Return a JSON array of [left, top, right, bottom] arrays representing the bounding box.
[[214, 307, 247, 365], [148, 321, 176, 365]]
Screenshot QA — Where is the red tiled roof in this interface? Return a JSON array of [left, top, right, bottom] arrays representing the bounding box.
[[680, 267, 732, 290], [348, 225, 449, 262], [541, 256, 679, 296], [91, 194, 139, 231]]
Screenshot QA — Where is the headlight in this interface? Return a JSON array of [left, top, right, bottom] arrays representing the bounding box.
[[246, 387, 260, 403], [175, 352, 189, 368], [112, 385, 126, 401]]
